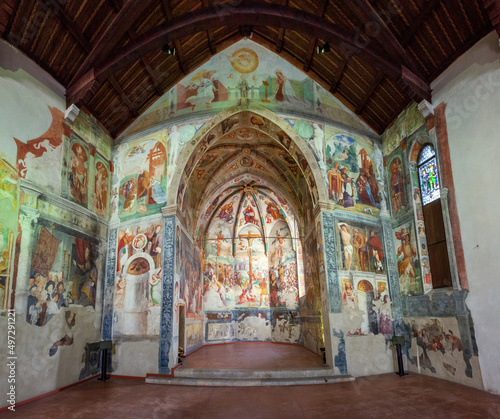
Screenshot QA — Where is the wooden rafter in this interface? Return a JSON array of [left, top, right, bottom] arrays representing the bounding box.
[[302, 0, 329, 72], [202, 0, 216, 54], [109, 75, 139, 117], [68, 0, 154, 99], [356, 72, 384, 114], [67, 1, 431, 105], [275, 0, 288, 53], [329, 57, 348, 93], [39, 0, 92, 53], [2, 0, 21, 39], [484, 0, 500, 37], [401, 0, 440, 46], [106, 0, 162, 97], [350, 0, 429, 100], [161, 0, 188, 75]]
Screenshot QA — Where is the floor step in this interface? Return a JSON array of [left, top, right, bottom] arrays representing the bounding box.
[[146, 375, 354, 387], [174, 367, 336, 379]]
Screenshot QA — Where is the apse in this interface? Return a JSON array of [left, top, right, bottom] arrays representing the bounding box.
[[170, 111, 325, 353]]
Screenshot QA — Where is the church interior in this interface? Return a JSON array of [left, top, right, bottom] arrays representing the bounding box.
[[1, 0, 500, 416]]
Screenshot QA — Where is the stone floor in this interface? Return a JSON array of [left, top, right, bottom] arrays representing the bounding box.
[[180, 342, 325, 370], [5, 373, 500, 418]]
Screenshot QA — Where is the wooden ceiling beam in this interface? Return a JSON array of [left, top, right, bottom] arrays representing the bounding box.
[[275, 0, 288, 53], [105, 1, 163, 98], [127, 30, 163, 97], [329, 58, 348, 93], [202, 0, 216, 54], [355, 72, 384, 114], [401, 0, 440, 46], [68, 0, 154, 100], [2, 0, 21, 39], [302, 0, 329, 73], [350, 0, 430, 100], [483, 0, 500, 37], [38, 0, 92, 53], [109, 75, 139, 117], [161, 0, 188, 74]]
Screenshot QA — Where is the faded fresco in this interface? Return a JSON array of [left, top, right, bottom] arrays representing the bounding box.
[[0, 158, 17, 310], [336, 221, 385, 274], [122, 40, 372, 138], [114, 134, 168, 222], [14, 106, 64, 194], [388, 156, 406, 214], [340, 276, 393, 336], [27, 224, 98, 326], [114, 219, 163, 336], [394, 222, 423, 296]]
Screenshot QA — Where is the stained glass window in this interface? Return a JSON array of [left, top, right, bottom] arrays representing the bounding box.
[[418, 146, 440, 205], [418, 145, 435, 165]]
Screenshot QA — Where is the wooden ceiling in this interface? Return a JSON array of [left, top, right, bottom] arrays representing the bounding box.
[[0, 0, 496, 137]]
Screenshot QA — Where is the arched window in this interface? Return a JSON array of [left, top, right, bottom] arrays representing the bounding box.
[[417, 145, 452, 289], [417, 145, 440, 206]]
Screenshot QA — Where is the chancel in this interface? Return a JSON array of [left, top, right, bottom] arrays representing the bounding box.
[[1, 0, 500, 416]]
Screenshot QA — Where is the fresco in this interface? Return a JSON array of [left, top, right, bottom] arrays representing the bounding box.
[[94, 159, 109, 216], [27, 224, 98, 326], [336, 221, 385, 274], [14, 106, 64, 194], [302, 226, 324, 353], [67, 140, 89, 206], [121, 39, 373, 138], [393, 221, 423, 295], [340, 276, 393, 336], [178, 229, 203, 319], [114, 219, 163, 336], [388, 157, 406, 214], [202, 188, 299, 312], [409, 318, 472, 379], [324, 128, 382, 216], [0, 158, 17, 310], [116, 136, 168, 222]]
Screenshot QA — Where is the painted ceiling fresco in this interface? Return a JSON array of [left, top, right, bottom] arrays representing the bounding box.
[[120, 39, 374, 139]]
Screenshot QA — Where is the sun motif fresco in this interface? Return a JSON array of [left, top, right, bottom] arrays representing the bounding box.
[[121, 40, 374, 138]]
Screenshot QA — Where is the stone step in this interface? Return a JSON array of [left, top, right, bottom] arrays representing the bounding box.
[[174, 367, 336, 379], [146, 375, 354, 387]]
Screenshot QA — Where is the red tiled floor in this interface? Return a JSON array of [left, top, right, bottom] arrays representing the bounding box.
[[4, 373, 500, 418], [180, 342, 325, 369]]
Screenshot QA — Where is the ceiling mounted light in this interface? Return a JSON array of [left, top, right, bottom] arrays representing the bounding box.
[[162, 44, 176, 55], [316, 42, 330, 55]]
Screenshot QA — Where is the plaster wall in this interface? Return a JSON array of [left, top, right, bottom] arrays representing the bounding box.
[[431, 31, 500, 394]]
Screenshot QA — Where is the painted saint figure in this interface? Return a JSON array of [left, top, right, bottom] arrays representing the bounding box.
[[338, 223, 353, 271]]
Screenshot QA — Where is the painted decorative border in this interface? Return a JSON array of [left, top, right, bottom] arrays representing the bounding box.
[[158, 215, 176, 374], [102, 228, 118, 340], [321, 211, 341, 313]]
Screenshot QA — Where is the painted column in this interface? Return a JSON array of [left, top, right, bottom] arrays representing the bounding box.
[[380, 213, 405, 336], [158, 213, 176, 374], [14, 205, 40, 314], [319, 209, 342, 370], [102, 228, 118, 341], [88, 144, 97, 212]]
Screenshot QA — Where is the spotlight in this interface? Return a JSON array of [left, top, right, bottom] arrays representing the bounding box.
[[162, 44, 176, 55], [316, 42, 330, 55]]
